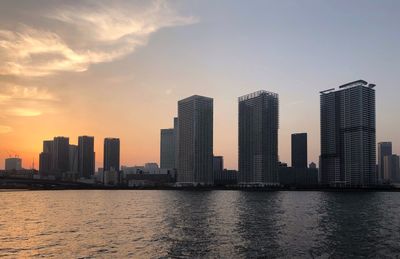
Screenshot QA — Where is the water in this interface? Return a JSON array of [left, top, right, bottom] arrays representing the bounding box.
[[0, 190, 400, 258]]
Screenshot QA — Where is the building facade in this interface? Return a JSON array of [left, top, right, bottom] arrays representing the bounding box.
[[378, 142, 392, 182], [291, 133, 308, 168], [78, 136, 95, 179], [383, 154, 400, 183], [177, 95, 213, 185], [103, 138, 120, 172], [238, 90, 279, 185], [320, 80, 376, 186], [160, 128, 175, 169], [52, 137, 70, 179], [5, 157, 22, 171]]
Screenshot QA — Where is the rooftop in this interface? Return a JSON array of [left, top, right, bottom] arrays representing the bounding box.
[[238, 90, 278, 102], [320, 80, 375, 94]]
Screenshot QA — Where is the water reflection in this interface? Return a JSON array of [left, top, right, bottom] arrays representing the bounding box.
[[0, 190, 400, 258]]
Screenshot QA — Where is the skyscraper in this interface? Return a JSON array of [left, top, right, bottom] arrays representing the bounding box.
[[103, 138, 120, 172], [39, 152, 52, 177], [174, 117, 179, 169], [177, 95, 213, 185], [69, 144, 78, 179], [238, 90, 279, 185], [78, 136, 95, 179], [320, 80, 376, 186], [383, 154, 400, 183], [291, 133, 308, 168], [378, 142, 392, 182], [160, 128, 175, 169], [52, 136, 70, 179]]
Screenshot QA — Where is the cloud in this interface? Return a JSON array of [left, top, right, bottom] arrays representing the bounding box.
[[5, 108, 42, 117], [0, 84, 58, 117], [0, 0, 197, 77], [0, 125, 12, 134]]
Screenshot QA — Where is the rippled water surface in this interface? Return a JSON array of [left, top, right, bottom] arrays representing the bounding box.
[[1, 190, 400, 258]]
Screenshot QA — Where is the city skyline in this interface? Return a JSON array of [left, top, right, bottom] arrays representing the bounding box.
[[0, 0, 399, 170]]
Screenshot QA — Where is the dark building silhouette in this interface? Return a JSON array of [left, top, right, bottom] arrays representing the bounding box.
[[68, 144, 78, 180], [39, 152, 52, 177], [383, 154, 400, 183], [213, 156, 224, 174], [378, 142, 392, 182], [52, 137, 70, 179], [39, 140, 54, 178], [78, 136, 95, 179], [160, 128, 175, 169], [174, 117, 179, 169], [103, 138, 120, 172], [320, 80, 376, 186], [291, 133, 308, 168], [238, 90, 279, 185], [177, 95, 213, 185]]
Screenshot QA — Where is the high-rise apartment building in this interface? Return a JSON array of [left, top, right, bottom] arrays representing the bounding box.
[[383, 154, 400, 183], [177, 95, 213, 185], [52, 137, 70, 179], [320, 80, 376, 186], [160, 128, 175, 169], [238, 90, 279, 185], [378, 142, 392, 182], [291, 133, 308, 168], [78, 136, 95, 179], [69, 144, 78, 179], [103, 138, 120, 172]]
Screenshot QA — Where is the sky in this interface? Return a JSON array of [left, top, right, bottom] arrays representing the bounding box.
[[0, 0, 399, 170]]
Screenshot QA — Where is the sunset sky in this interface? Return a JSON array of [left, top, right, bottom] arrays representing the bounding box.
[[0, 0, 399, 170]]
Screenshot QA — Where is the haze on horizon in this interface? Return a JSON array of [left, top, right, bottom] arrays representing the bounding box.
[[0, 0, 399, 170]]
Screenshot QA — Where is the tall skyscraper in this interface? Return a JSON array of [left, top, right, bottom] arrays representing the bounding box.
[[52, 137, 70, 179], [39, 152, 52, 177], [291, 133, 308, 168], [378, 142, 392, 182], [320, 80, 376, 186], [78, 136, 95, 179], [103, 138, 120, 172], [383, 154, 400, 182], [238, 90, 279, 185], [160, 128, 175, 169], [69, 144, 78, 178], [177, 95, 213, 185], [174, 117, 179, 169]]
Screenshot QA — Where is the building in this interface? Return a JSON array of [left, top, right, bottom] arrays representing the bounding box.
[[214, 169, 238, 186], [278, 166, 319, 187], [160, 128, 175, 169], [52, 137, 70, 179], [309, 162, 317, 169], [291, 133, 307, 168], [104, 138, 120, 172], [213, 156, 224, 174], [174, 117, 179, 169], [378, 142, 392, 182], [5, 157, 22, 171], [78, 136, 95, 179], [238, 90, 279, 186], [39, 152, 52, 177], [383, 154, 400, 183], [177, 95, 213, 185], [320, 80, 376, 187], [66, 144, 78, 180]]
